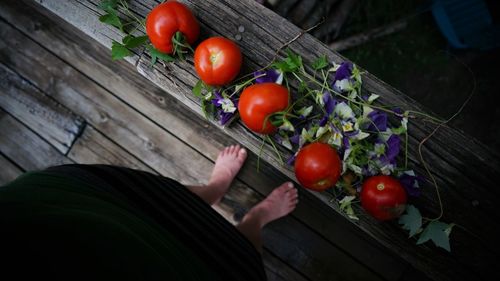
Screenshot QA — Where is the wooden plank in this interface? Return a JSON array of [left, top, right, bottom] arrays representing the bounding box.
[[0, 1, 411, 280], [0, 108, 73, 170], [0, 15, 386, 281], [0, 153, 23, 185], [28, 1, 500, 280], [67, 125, 156, 174], [0, 63, 85, 155]]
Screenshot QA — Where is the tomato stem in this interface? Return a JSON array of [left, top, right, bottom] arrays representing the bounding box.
[[171, 31, 193, 60]]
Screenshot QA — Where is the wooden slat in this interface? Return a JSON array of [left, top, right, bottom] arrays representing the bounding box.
[[0, 1, 410, 280], [0, 63, 85, 154], [67, 125, 156, 173], [0, 108, 73, 170], [0, 14, 387, 281], [27, 0, 500, 280], [0, 153, 23, 185]]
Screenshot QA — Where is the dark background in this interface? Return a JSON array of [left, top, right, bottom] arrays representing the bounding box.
[[267, 0, 500, 155]]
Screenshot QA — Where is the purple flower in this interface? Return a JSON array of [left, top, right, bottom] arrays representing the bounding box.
[[380, 135, 400, 164], [286, 153, 297, 165], [334, 62, 353, 82], [342, 136, 350, 149], [254, 69, 279, 84], [367, 110, 388, 132], [290, 133, 300, 144], [219, 111, 234, 126], [392, 107, 404, 120], [319, 92, 337, 126], [211, 90, 223, 106], [322, 91, 335, 115], [399, 173, 422, 197], [319, 115, 329, 127]]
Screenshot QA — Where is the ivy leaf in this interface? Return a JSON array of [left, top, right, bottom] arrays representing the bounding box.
[[98, 0, 118, 13], [99, 10, 123, 31], [192, 80, 203, 98], [312, 55, 328, 70], [339, 195, 359, 220], [122, 35, 148, 49], [147, 45, 175, 65], [111, 41, 132, 60], [416, 221, 453, 252], [398, 205, 422, 237]]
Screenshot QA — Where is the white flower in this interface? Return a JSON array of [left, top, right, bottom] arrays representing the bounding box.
[[333, 79, 353, 92], [218, 98, 236, 113], [334, 102, 355, 120], [297, 105, 313, 118]]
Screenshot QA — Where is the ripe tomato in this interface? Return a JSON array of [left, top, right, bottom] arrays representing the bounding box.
[[360, 175, 407, 221], [194, 37, 242, 86], [146, 1, 199, 54], [238, 83, 289, 134], [294, 142, 341, 191]]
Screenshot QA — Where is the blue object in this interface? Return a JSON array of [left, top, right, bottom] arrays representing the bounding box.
[[431, 0, 500, 50]]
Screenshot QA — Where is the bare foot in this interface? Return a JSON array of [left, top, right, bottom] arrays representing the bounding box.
[[247, 182, 299, 228], [205, 145, 247, 205]]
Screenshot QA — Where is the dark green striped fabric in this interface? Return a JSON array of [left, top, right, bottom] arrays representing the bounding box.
[[0, 165, 266, 280]]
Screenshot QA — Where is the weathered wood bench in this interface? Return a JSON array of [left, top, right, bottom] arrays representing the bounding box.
[[1, 0, 499, 280]]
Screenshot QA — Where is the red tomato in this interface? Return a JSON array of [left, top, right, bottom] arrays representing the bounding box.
[[360, 175, 407, 221], [194, 37, 242, 86], [294, 142, 341, 191], [146, 1, 199, 54], [238, 83, 289, 134]]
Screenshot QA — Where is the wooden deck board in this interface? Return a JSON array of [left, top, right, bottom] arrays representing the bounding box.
[[0, 63, 85, 155], [0, 4, 389, 280], [68, 125, 156, 174], [0, 153, 23, 185], [0, 108, 73, 170], [3, 0, 500, 280], [26, 0, 500, 280], [0, 1, 411, 280]]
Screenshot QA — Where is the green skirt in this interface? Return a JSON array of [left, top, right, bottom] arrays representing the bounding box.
[[0, 165, 266, 280]]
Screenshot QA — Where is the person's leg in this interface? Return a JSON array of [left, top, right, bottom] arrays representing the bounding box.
[[236, 182, 298, 252], [187, 145, 247, 205]]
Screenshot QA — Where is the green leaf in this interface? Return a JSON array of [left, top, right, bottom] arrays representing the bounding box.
[[312, 55, 328, 70], [416, 221, 452, 252], [339, 196, 359, 220], [398, 205, 422, 237], [111, 41, 132, 60], [192, 80, 203, 98], [122, 35, 148, 49], [286, 49, 303, 70], [99, 11, 123, 31], [147, 45, 175, 65], [98, 0, 118, 13]]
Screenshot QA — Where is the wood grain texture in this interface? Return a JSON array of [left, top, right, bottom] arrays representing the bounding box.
[[0, 7, 385, 280], [0, 153, 23, 185], [15, 0, 500, 280], [0, 63, 85, 154], [68, 125, 156, 173], [0, 2, 410, 280], [0, 108, 73, 170]]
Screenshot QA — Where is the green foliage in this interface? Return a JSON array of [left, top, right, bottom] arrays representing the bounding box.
[[111, 41, 132, 60], [99, 10, 123, 32], [98, 1, 151, 61], [122, 35, 148, 49], [417, 221, 454, 252], [312, 55, 329, 70], [399, 205, 422, 237], [192, 80, 204, 98], [147, 45, 175, 65], [98, 0, 118, 12], [272, 49, 303, 73]]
